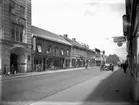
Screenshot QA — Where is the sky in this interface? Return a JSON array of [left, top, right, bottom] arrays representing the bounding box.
[[32, 0, 126, 60]]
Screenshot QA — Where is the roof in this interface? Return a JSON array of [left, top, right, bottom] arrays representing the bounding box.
[[32, 26, 71, 46], [63, 37, 85, 49], [88, 49, 95, 53]]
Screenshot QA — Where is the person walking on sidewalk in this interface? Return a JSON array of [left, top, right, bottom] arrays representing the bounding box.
[[123, 60, 128, 74], [3, 64, 8, 76], [85, 60, 88, 69]]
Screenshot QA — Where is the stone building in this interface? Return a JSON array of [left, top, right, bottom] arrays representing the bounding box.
[[0, 0, 32, 74], [32, 26, 71, 71]]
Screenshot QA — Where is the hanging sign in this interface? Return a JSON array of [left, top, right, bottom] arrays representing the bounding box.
[[117, 41, 123, 47]]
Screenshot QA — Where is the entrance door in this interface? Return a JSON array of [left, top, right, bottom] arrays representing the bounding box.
[[43, 58, 46, 71], [10, 53, 18, 73]]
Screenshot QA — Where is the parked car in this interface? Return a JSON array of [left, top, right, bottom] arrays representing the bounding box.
[[100, 63, 114, 71]]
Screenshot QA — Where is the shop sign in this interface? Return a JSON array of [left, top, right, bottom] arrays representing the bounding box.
[[113, 36, 126, 42], [117, 41, 123, 47]]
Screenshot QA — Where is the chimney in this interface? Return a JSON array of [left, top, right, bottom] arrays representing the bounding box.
[[64, 34, 68, 38], [72, 38, 76, 41]]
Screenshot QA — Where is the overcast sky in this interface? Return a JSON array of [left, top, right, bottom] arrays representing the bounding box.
[[32, 0, 126, 60]]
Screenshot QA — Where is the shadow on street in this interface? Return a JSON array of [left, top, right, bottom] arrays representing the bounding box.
[[83, 68, 134, 104]]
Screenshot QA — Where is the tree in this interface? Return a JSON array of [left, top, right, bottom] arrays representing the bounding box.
[[106, 54, 120, 64]]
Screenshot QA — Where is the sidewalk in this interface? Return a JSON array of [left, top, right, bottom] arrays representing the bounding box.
[[0, 66, 98, 81]]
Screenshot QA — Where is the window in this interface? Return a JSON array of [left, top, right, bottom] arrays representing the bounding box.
[[20, 6, 25, 18], [15, 26, 19, 41], [37, 45, 42, 53], [54, 47, 58, 54], [60, 49, 64, 55], [66, 50, 69, 56], [20, 27, 23, 42], [47, 45, 52, 53], [9, 0, 15, 11], [28, 55, 30, 61], [11, 23, 24, 42]]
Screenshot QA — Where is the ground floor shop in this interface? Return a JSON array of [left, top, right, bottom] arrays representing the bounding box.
[[0, 40, 32, 74], [70, 57, 86, 68], [33, 54, 71, 71]]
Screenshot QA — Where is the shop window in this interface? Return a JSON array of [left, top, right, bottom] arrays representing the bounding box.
[[37, 45, 42, 53]]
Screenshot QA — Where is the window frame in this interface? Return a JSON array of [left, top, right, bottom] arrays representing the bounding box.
[[37, 45, 42, 53], [11, 23, 24, 42]]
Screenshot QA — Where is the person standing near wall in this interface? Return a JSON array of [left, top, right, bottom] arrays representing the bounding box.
[[3, 64, 8, 76]]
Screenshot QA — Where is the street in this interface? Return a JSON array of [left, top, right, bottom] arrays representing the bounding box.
[[1, 67, 104, 105], [1, 67, 133, 105]]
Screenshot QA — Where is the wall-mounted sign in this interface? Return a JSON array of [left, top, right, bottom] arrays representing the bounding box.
[[113, 36, 126, 43]]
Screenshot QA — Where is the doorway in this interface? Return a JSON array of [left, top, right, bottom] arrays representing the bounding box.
[[10, 53, 18, 73]]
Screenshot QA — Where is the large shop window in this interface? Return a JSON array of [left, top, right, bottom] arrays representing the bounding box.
[[12, 23, 24, 42], [37, 45, 42, 53]]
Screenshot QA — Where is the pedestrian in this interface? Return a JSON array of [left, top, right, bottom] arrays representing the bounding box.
[[3, 64, 7, 76], [11, 65, 15, 75], [123, 60, 128, 74], [85, 60, 88, 69]]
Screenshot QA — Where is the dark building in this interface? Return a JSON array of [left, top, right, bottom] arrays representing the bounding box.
[[32, 26, 71, 71], [124, 0, 139, 103]]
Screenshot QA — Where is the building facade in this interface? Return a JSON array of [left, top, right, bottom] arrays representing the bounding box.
[[32, 26, 71, 71], [63, 35, 88, 68], [95, 48, 101, 66], [86, 49, 96, 67], [0, 0, 32, 74], [124, 0, 139, 103]]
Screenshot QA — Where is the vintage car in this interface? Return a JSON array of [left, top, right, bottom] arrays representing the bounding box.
[[100, 63, 114, 71]]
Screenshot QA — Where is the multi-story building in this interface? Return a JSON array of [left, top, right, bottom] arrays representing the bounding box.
[[95, 48, 101, 66], [124, 0, 139, 103], [86, 49, 96, 67], [0, 0, 32, 74], [63, 34, 87, 68], [32, 26, 71, 71]]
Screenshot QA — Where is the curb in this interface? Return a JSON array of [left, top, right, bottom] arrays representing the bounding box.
[[1, 67, 87, 81]]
